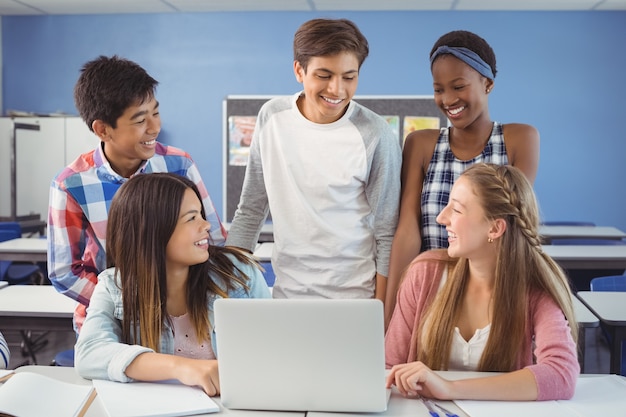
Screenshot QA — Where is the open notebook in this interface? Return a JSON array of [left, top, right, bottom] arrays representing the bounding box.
[[214, 298, 389, 413]]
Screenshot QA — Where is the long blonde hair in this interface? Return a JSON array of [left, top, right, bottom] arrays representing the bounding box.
[[416, 163, 577, 371]]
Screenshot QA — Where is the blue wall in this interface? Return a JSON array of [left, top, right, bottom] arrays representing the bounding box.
[[3, 11, 626, 230]]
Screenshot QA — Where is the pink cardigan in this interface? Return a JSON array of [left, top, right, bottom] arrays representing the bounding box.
[[385, 250, 580, 400]]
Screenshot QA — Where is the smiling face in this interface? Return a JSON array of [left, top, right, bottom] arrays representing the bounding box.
[[436, 176, 495, 259], [294, 52, 359, 124], [99, 96, 161, 177], [165, 188, 211, 272], [431, 54, 493, 130]]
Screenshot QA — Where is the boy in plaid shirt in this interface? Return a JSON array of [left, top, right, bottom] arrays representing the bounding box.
[[47, 55, 225, 332]]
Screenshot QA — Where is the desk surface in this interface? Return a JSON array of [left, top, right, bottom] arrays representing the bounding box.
[[13, 366, 305, 417], [0, 285, 74, 318], [577, 291, 626, 325], [540, 225, 626, 241], [11, 367, 626, 417], [572, 295, 599, 328], [542, 244, 626, 270], [0, 237, 47, 262]]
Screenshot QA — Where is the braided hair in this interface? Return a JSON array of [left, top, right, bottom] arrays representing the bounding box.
[[417, 163, 577, 371]]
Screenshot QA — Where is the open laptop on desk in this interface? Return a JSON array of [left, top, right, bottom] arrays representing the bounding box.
[[214, 298, 389, 413]]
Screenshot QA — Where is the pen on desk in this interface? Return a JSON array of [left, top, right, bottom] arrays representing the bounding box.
[[421, 398, 439, 417], [431, 401, 459, 417]]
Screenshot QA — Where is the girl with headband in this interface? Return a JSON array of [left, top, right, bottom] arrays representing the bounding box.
[[385, 30, 540, 327]]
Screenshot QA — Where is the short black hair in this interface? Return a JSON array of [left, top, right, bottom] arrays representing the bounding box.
[[430, 30, 497, 78], [293, 18, 369, 72], [73, 55, 158, 131]]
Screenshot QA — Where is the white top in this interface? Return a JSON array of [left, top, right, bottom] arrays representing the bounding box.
[[227, 92, 401, 299], [449, 325, 490, 371]]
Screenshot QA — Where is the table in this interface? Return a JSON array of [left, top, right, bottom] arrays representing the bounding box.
[[11, 366, 305, 417], [572, 296, 600, 373], [10, 367, 626, 417], [542, 244, 626, 270], [576, 291, 626, 375], [0, 285, 75, 363], [0, 237, 47, 262], [540, 225, 626, 244]]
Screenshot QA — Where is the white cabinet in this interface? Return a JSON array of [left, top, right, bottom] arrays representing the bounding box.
[[0, 117, 98, 221]]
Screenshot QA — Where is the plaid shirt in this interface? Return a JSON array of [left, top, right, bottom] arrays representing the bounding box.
[[47, 142, 226, 332], [421, 122, 508, 251]]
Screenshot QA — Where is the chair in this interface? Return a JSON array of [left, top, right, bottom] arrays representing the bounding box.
[[51, 349, 75, 367], [590, 275, 626, 292], [259, 261, 275, 287], [0, 223, 43, 285], [541, 221, 596, 226], [551, 239, 626, 291], [589, 275, 626, 376]]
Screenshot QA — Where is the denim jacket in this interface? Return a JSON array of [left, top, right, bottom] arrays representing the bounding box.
[[75, 254, 271, 382]]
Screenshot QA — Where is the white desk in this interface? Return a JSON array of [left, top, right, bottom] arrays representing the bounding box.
[[572, 295, 600, 373], [0, 285, 75, 332], [0, 237, 47, 262], [8, 367, 626, 417], [542, 244, 626, 270], [540, 225, 626, 243], [12, 366, 305, 417], [577, 291, 626, 375]]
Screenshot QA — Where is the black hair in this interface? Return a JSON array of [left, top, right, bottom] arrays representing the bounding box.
[[74, 55, 158, 131]]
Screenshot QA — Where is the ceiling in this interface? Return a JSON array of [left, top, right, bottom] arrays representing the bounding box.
[[0, 0, 625, 15]]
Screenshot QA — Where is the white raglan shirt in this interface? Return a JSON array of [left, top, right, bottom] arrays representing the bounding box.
[[227, 92, 401, 299]]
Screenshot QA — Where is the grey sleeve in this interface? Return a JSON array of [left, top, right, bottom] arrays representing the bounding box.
[[363, 119, 402, 277], [225, 120, 270, 252]]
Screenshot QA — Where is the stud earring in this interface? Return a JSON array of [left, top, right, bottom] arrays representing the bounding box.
[[486, 88, 491, 93], [488, 237, 493, 243]]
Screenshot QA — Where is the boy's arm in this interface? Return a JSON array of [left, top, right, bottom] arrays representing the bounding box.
[[225, 127, 269, 252], [365, 128, 402, 286], [47, 181, 101, 308]]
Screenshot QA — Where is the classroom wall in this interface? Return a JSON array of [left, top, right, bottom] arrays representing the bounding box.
[[2, 11, 625, 231]]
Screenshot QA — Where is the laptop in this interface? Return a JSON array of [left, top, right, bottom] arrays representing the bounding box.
[[214, 298, 388, 413]]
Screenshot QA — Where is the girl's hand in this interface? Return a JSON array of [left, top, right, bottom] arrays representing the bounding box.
[[176, 358, 220, 396], [386, 361, 453, 399]]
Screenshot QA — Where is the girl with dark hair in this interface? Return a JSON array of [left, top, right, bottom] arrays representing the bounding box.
[[385, 30, 540, 326], [75, 173, 270, 396]]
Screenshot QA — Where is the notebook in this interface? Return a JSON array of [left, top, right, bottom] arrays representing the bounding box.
[[214, 298, 388, 413], [93, 379, 219, 417]]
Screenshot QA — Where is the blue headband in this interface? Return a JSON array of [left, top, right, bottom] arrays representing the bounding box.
[[430, 45, 494, 80]]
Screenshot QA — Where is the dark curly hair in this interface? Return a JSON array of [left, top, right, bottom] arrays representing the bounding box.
[[430, 30, 497, 78]]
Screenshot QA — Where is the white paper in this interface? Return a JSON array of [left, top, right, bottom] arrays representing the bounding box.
[[0, 372, 94, 417], [93, 379, 220, 417], [454, 375, 626, 417]]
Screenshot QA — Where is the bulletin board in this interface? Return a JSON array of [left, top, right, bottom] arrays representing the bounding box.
[[223, 95, 446, 224]]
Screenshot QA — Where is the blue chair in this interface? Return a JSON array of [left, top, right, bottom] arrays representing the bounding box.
[[51, 349, 75, 367], [260, 261, 275, 287], [590, 275, 626, 376], [541, 221, 596, 226], [0, 222, 43, 285]]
